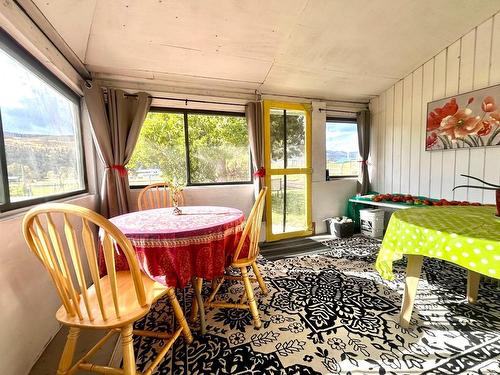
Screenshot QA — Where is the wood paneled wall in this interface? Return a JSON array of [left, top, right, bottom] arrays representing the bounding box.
[[370, 13, 500, 204]]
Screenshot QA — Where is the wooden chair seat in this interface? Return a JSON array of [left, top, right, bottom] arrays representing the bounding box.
[[56, 271, 168, 328]]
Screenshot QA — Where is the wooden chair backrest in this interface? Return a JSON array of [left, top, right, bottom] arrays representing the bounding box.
[[137, 182, 185, 210], [22, 203, 146, 322], [233, 187, 267, 263]]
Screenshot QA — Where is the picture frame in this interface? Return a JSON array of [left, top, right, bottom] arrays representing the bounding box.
[[425, 83, 500, 151]]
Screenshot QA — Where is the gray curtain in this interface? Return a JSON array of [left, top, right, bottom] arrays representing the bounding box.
[[246, 101, 264, 197], [83, 82, 151, 217], [357, 109, 371, 195]]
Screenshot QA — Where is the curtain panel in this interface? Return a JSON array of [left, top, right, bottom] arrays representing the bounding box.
[[356, 109, 371, 195], [83, 82, 151, 217], [246, 101, 264, 197]]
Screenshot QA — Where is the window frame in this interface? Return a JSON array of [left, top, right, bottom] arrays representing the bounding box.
[[130, 107, 253, 188], [0, 30, 88, 213], [325, 117, 359, 180]]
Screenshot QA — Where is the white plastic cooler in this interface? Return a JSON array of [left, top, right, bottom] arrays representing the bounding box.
[[359, 208, 385, 238]]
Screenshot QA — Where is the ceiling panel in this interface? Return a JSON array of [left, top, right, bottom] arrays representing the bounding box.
[[276, 0, 500, 78], [85, 30, 272, 83], [32, 0, 96, 60], [88, 0, 307, 61], [261, 64, 398, 101]]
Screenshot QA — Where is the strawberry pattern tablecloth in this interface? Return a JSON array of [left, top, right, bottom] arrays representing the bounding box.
[[376, 206, 500, 280], [100, 206, 245, 288]]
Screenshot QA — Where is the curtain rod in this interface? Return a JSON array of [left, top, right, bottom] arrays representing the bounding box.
[[122, 93, 365, 111], [123, 93, 247, 107], [260, 92, 368, 105], [318, 108, 359, 114]]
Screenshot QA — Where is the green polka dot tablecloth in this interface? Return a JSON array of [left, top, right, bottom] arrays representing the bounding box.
[[376, 206, 500, 280]]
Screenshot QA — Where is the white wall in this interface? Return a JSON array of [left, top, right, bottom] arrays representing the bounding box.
[[370, 14, 500, 203]]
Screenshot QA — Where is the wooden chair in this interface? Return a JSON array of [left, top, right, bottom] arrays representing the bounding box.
[[204, 187, 268, 329], [22, 203, 192, 375], [137, 182, 184, 210]]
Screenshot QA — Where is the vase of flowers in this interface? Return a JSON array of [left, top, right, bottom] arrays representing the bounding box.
[[169, 179, 184, 215]]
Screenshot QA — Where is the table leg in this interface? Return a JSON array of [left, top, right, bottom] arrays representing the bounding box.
[[400, 255, 423, 328], [467, 270, 481, 304], [191, 277, 206, 335]]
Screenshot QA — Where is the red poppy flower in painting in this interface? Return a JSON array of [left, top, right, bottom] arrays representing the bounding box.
[[477, 121, 492, 136], [439, 108, 482, 139], [427, 98, 458, 131], [481, 96, 497, 112], [426, 132, 438, 148], [490, 111, 500, 122]]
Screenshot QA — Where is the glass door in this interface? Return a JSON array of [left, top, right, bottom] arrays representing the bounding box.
[[264, 101, 312, 241]]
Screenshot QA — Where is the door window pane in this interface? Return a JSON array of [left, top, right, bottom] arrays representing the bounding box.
[[284, 174, 307, 232], [0, 48, 84, 203], [285, 110, 306, 168], [270, 109, 306, 169], [187, 113, 250, 184], [128, 112, 187, 185], [270, 175, 284, 234], [271, 174, 307, 235], [270, 109, 285, 169]]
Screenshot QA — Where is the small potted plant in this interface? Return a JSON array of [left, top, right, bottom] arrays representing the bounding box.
[[453, 174, 500, 217]]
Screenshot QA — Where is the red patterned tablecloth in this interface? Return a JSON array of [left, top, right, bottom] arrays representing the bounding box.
[[100, 206, 245, 288]]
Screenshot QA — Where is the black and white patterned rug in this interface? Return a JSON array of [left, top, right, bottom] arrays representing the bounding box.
[[133, 236, 500, 374]]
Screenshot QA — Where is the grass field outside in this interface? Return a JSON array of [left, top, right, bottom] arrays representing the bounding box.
[[327, 160, 359, 177]]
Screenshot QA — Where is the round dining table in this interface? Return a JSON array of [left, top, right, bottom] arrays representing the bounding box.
[[101, 205, 245, 333], [376, 206, 499, 328]]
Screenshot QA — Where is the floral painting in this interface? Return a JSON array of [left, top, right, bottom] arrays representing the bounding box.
[[426, 84, 500, 150]]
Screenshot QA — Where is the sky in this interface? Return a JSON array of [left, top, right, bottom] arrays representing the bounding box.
[[0, 48, 76, 136], [326, 121, 359, 153]]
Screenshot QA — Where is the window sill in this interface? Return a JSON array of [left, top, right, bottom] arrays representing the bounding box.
[[327, 176, 358, 181], [0, 192, 97, 222], [130, 182, 253, 189]]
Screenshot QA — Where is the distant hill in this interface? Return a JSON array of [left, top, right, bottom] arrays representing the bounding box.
[[4, 132, 79, 180], [326, 150, 358, 162], [4, 132, 75, 140]]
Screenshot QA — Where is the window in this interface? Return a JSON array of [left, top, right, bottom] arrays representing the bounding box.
[[0, 33, 85, 212], [128, 109, 251, 186], [325, 119, 360, 178]]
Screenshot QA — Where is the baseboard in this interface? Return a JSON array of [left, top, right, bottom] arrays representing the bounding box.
[[109, 336, 122, 368]]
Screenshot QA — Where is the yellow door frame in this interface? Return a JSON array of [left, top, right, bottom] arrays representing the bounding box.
[[263, 100, 312, 242]]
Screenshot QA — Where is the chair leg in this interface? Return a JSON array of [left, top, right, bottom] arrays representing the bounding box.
[[121, 324, 136, 375], [190, 277, 204, 323], [56, 327, 80, 375], [251, 261, 268, 295], [241, 266, 261, 329], [206, 276, 225, 305], [167, 288, 193, 344]]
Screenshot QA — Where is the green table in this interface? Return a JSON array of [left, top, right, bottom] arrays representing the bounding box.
[[376, 206, 499, 328]]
